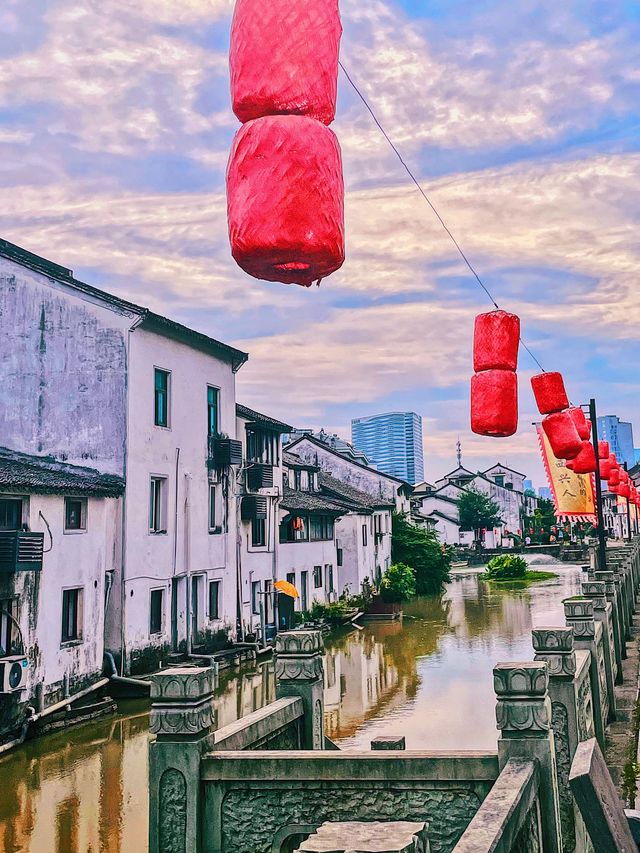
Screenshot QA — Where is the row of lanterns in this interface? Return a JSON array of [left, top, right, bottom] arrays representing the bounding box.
[[227, 0, 345, 287]]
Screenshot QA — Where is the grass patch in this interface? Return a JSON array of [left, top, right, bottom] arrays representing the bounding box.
[[481, 570, 558, 588]]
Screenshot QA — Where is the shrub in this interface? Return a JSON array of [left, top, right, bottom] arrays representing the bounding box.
[[391, 513, 451, 594], [379, 562, 416, 603], [483, 554, 528, 580]]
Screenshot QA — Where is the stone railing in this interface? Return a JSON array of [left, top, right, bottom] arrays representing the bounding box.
[[147, 538, 640, 853]]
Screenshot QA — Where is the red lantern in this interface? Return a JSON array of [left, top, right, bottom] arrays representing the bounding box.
[[565, 440, 596, 474], [542, 411, 582, 459], [599, 457, 612, 479], [230, 0, 342, 125], [609, 454, 620, 471], [531, 372, 569, 414], [227, 115, 345, 286], [598, 440, 610, 459], [619, 480, 630, 498], [470, 370, 518, 437], [609, 467, 621, 488], [569, 407, 591, 440], [473, 310, 520, 372]]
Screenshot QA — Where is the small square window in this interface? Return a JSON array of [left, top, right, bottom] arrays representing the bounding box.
[[62, 588, 83, 643], [64, 497, 87, 532], [150, 588, 164, 635], [209, 580, 221, 620]]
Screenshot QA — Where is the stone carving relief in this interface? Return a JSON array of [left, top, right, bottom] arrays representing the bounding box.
[[274, 656, 324, 682], [551, 702, 576, 852], [159, 769, 187, 853], [577, 671, 594, 742], [511, 802, 542, 853], [250, 722, 301, 751], [313, 699, 322, 749]]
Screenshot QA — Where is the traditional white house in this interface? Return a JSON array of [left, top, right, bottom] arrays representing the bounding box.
[[0, 237, 248, 677], [0, 448, 123, 741]]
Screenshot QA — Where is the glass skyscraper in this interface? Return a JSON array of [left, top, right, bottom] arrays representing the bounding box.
[[351, 412, 424, 484], [597, 415, 635, 468]]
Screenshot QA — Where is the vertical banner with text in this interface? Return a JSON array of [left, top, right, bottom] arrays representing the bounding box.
[[537, 425, 596, 521]]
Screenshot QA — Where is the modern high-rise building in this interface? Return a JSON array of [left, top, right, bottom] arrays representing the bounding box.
[[597, 415, 635, 468], [351, 412, 424, 484]]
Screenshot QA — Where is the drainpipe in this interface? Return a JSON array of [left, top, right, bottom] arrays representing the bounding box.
[[104, 651, 150, 691], [184, 472, 192, 655], [171, 447, 181, 652]]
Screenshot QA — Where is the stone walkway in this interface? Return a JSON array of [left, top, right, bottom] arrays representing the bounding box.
[[604, 614, 640, 806]]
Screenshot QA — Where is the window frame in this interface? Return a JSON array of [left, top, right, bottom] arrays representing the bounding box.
[[208, 580, 221, 621], [0, 496, 25, 531], [362, 523, 368, 547], [207, 385, 220, 437], [64, 496, 87, 534], [149, 475, 168, 535], [149, 587, 165, 635], [251, 580, 261, 615], [208, 484, 220, 534], [61, 587, 83, 645], [313, 565, 323, 589], [154, 367, 171, 429], [0, 598, 19, 657], [251, 517, 267, 548]]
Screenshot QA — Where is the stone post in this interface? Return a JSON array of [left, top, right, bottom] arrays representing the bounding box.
[[494, 661, 562, 853], [611, 561, 632, 644], [532, 627, 593, 853], [581, 581, 616, 721], [275, 630, 325, 749], [595, 570, 623, 682], [148, 666, 216, 853], [564, 598, 608, 749]]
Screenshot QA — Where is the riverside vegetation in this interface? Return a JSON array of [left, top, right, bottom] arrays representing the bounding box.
[[480, 554, 557, 587]]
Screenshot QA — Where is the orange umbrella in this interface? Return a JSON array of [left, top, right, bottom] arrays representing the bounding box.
[[274, 580, 299, 599]]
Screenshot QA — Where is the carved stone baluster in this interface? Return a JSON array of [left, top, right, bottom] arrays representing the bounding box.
[[494, 661, 562, 853], [595, 570, 623, 682], [581, 581, 616, 721], [564, 598, 607, 749], [275, 630, 325, 749]]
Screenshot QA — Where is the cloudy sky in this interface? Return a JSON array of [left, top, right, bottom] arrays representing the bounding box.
[[1, 0, 639, 487]]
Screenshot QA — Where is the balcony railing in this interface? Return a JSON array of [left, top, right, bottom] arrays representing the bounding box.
[[207, 437, 243, 470], [0, 532, 44, 573]]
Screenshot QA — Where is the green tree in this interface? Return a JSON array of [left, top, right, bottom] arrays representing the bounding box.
[[457, 487, 503, 534], [391, 513, 451, 595], [379, 563, 416, 602], [524, 497, 557, 543]]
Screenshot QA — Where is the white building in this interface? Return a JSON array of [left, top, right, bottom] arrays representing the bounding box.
[[0, 448, 123, 740], [0, 238, 249, 677]]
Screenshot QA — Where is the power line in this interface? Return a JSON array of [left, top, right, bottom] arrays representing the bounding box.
[[339, 59, 546, 374]]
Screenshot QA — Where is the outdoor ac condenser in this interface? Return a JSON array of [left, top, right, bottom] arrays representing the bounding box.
[[0, 655, 28, 692]]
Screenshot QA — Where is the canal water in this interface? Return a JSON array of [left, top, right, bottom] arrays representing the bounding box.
[[0, 560, 582, 852]]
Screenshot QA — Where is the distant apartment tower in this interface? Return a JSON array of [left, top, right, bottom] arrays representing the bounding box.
[[351, 412, 424, 484], [597, 415, 635, 468], [538, 486, 552, 500]]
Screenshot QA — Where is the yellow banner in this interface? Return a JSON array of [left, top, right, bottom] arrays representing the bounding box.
[[537, 426, 596, 521], [617, 495, 639, 524]]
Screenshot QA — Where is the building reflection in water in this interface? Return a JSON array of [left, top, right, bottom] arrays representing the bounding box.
[[0, 565, 582, 851]]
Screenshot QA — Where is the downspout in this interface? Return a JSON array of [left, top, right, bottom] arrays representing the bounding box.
[[120, 313, 145, 676], [184, 472, 192, 655], [172, 447, 181, 652]]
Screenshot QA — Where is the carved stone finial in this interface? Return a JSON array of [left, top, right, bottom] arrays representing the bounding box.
[[563, 597, 595, 639], [150, 666, 216, 737], [581, 581, 607, 610], [594, 571, 616, 599], [494, 662, 551, 735], [275, 630, 325, 749], [533, 627, 576, 677]]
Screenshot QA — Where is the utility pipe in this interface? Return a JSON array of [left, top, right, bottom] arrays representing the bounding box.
[[104, 651, 151, 691]]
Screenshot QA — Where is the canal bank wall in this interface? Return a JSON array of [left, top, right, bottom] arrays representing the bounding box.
[[148, 540, 640, 853]]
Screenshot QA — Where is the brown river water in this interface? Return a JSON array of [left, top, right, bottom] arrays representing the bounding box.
[[0, 561, 582, 853]]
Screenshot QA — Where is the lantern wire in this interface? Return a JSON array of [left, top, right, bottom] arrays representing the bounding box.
[[339, 60, 546, 374]]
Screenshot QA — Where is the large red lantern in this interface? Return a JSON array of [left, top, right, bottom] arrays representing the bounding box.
[[568, 407, 591, 441], [230, 0, 341, 125], [598, 440, 610, 458], [565, 440, 597, 474], [227, 116, 345, 286], [542, 411, 582, 459], [473, 310, 520, 372], [531, 372, 569, 414], [470, 370, 518, 437], [599, 457, 612, 480], [608, 467, 621, 488], [619, 480, 630, 498]]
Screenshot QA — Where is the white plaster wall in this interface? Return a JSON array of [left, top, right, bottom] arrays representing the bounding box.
[[0, 492, 120, 706], [0, 256, 132, 474], [122, 327, 239, 662], [471, 476, 522, 534], [278, 538, 338, 608]]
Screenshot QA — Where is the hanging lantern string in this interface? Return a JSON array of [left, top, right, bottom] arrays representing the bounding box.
[[339, 60, 546, 374]]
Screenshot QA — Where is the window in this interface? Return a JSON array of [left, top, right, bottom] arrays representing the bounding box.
[[251, 581, 260, 615], [61, 588, 83, 643], [362, 524, 368, 546], [0, 599, 19, 656], [326, 565, 334, 593], [150, 588, 164, 634], [300, 571, 308, 610], [313, 565, 322, 589], [209, 580, 221, 620], [208, 485, 218, 532], [154, 368, 170, 427], [337, 546, 343, 567], [246, 427, 277, 465], [310, 516, 334, 541], [64, 497, 87, 532], [149, 477, 167, 533], [0, 498, 22, 530], [299, 471, 309, 491], [251, 517, 266, 547], [279, 516, 309, 543], [207, 386, 219, 436], [286, 572, 296, 588], [494, 475, 504, 487]]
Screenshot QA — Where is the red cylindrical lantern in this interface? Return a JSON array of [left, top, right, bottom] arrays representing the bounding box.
[[598, 440, 610, 459], [599, 457, 612, 480], [470, 370, 518, 437], [227, 115, 345, 286], [473, 310, 520, 372], [542, 411, 582, 459], [619, 481, 630, 498], [230, 0, 342, 125], [566, 440, 597, 474], [609, 467, 621, 487], [531, 372, 569, 414], [568, 407, 591, 441], [609, 454, 620, 471]]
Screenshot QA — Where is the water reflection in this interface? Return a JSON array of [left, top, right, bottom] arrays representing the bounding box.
[[0, 563, 582, 852]]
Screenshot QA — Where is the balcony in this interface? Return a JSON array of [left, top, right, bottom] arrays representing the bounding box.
[[0, 532, 44, 573], [207, 437, 243, 470], [247, 463, 274, 491]]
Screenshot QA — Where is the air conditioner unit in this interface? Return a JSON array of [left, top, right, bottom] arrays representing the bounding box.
[[0, 655, 28, 692]]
